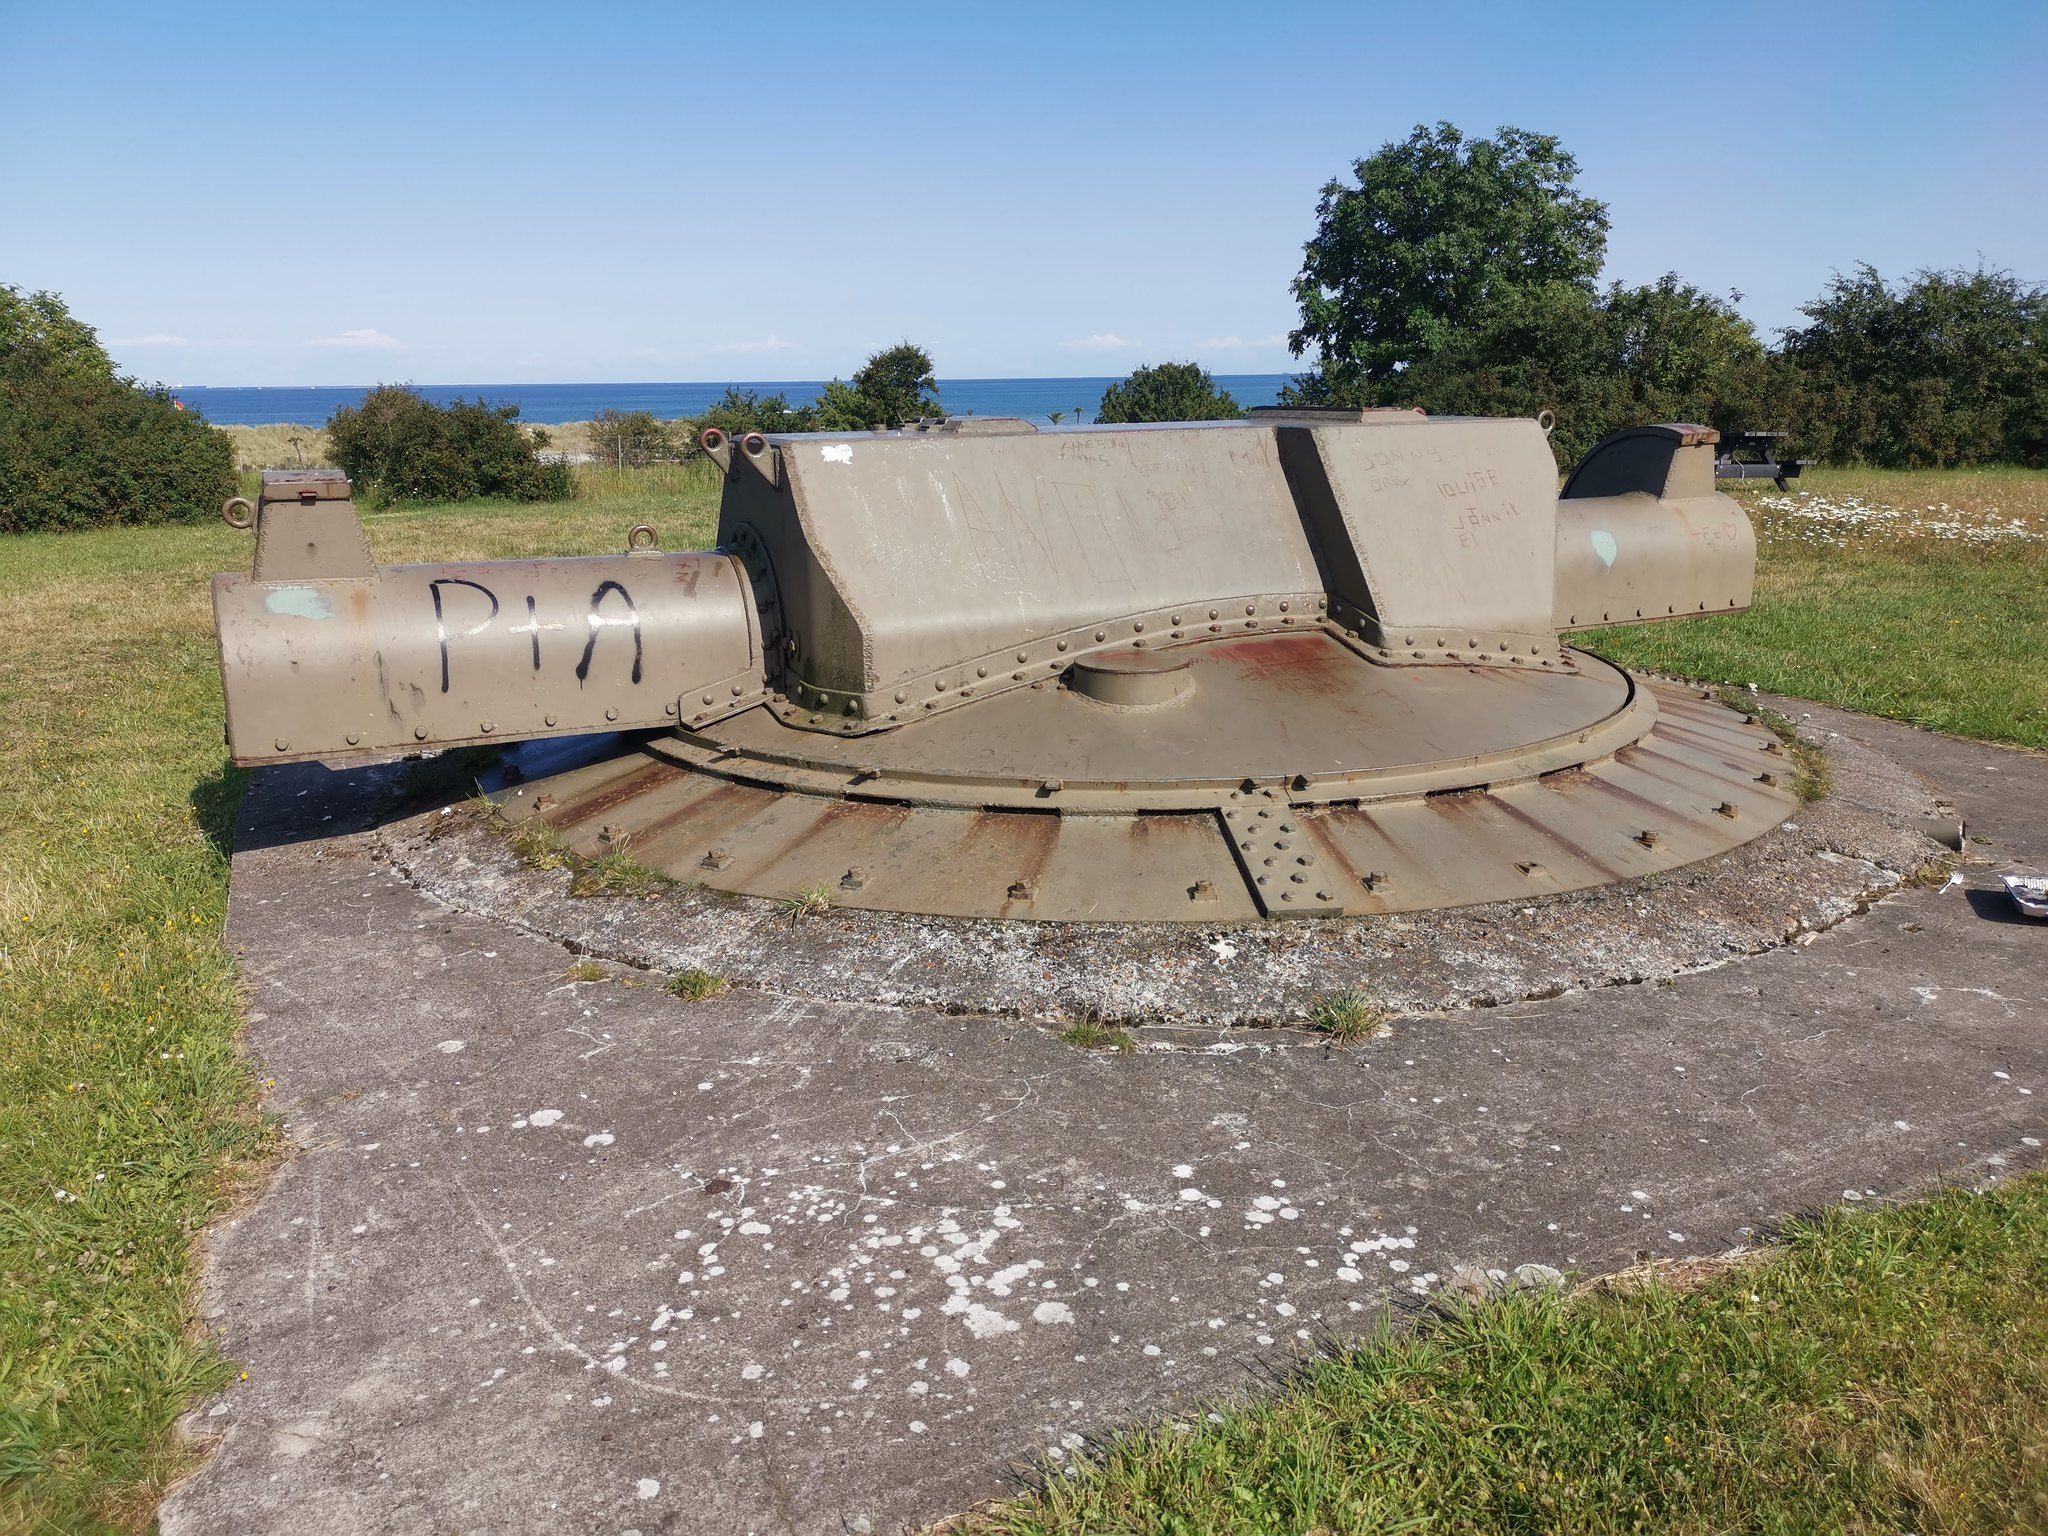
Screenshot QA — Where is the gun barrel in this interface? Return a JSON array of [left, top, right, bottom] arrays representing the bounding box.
[[212, 474, 766, 766]]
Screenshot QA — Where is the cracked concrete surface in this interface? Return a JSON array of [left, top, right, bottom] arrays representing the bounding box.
[[165, 701, 2045, 1536]]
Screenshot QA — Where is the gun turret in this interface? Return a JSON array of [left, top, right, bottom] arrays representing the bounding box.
[[212, 414, 1783, 921]]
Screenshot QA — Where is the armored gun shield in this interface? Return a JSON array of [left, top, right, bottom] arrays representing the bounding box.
[[211, 415, 1786, 921]]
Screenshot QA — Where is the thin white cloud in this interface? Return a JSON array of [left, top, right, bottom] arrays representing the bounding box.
[[1062, 332, 1141, 352], [304, 327, 405, 351], [1201, 333, 1288, 349], [109, 333, 188, 346], [709, 336, 796, 355]]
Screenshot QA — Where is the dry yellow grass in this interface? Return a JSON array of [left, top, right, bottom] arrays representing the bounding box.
[[222, 419, 615, 471]]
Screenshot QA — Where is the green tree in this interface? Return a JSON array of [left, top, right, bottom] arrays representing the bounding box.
[[588, 408, 672, 468], [324, 386, 570, 505], [1094, 362, 1244, 424], [1779, 264, 2047, 467], [807, 342, 943, 431], [0, 285, 116, 384], [0, 284, 236, 533], [1388, 275, 1793, 466], [682, 387, 809, 448], [1287, 123, 1610, 400]]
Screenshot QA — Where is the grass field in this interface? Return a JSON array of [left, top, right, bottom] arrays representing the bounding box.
[[1583, 466, 2048, 749], [956, 1180, 2048, 1535], [0, 461, 2040, 1532], [0, 467, 719, 1534]]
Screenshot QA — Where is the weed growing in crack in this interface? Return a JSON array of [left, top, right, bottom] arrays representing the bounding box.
[[1059, 1017, 1136, 1053], [1715, 689, 1832, 802], [667, 968, 730, 1003], [569, 851, 676, 898], [777, 884, 835, 922], [1308, 990, 1387, 1041], [500, 817, 572, 872]]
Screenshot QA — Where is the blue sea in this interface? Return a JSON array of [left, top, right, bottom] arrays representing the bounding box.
[[172, 375, 1296, 428]]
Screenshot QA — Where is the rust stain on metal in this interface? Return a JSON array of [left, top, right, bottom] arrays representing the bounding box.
[[623, 779, 781, 852], [545, 761, 689, 833], [1487, 795, 1627, 881], [1210, 632, 1357, 696]]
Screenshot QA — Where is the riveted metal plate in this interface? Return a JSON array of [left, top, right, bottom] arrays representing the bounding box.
[[493, 661, 1797, 924]]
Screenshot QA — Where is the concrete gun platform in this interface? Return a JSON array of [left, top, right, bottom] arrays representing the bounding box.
[[165, 701, 2046, 1536]]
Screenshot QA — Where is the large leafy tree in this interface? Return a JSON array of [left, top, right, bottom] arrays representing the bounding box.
[[0, 284, 236, 533], [1094, 362, 1242, 424], [1288, 123, 1609, 400]]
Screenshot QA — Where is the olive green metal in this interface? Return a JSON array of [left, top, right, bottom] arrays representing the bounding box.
[[213, 471, 766, 766], [211, 414, 1785, 921]]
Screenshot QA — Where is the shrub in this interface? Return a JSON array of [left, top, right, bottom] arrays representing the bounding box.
[[1779, 264, 2048, 468], [324, 385, 572, 505], [681, 386, 808, 449], [1376, 276, 1793, 466], [587, 409, 673, 468], [0, 285, 236, 533], [1095, 361, 1243, 424]]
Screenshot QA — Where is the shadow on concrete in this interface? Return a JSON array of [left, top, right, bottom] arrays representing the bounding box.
[[1967, 886, 2042, 927], [209, 733, 647, 856]]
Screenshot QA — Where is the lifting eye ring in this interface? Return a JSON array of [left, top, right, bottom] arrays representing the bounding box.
[[222, 496, 254, 530], [626, 523, 659, 551], [699, 426, 725, 453], [1536, 409, 1557, 436], [740, 431, 768, 456]]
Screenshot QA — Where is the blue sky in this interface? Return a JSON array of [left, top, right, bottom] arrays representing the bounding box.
[[3, 0, 2042, 387]]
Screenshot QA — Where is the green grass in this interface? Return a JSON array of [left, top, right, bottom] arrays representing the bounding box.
[[666, 968, 730, 1004], [566, 850, 675, 898], [1581, 468, 2048, 750], [502, 815, 572, 871], [1058, 1019, 1137, 1053], [957, 1177, 2048, 1535], [1307, 990, 1387, 1042], [0, 467, 720, 1533], [776, 884, 836, 922]]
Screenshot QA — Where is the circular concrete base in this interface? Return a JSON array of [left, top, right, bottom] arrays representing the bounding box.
[[384, 688, 1957, 1026]]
